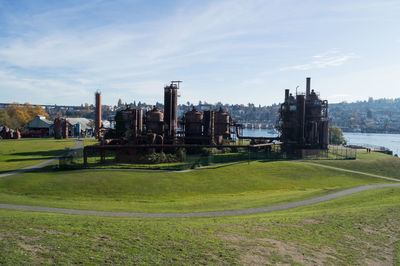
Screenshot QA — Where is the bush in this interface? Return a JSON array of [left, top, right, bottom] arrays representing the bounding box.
[[200, 147, 220, 155], [176, 148, 186, 162], [221, 147, 231, 153], [329, 126, 347, 145]]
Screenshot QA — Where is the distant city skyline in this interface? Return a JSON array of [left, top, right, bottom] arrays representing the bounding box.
[[0, 0, 399, 106]]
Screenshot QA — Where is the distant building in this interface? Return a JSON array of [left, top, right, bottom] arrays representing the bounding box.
[[23, 116, 93, 138], [58, 117, 93, 137], [24, 115, 53, 137], [65, 118, 92, 132]]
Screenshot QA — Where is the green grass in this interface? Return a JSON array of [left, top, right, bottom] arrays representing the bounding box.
[[82, 138, 98, 146], [309, 150, 400, 179], [1, 139, 399, 263], [0, 138, 76, 173], [81, 152, 256, 170], [80, 146, 274, 170], [0, 185, 399, 264], [0, 161, 389, 213]]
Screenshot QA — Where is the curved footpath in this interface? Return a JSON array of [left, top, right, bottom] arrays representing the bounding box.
[[0, 147, 399, 217], [0, 140, 83, 178], [0, 183, 399, 218], [300, 161, 400, 182]]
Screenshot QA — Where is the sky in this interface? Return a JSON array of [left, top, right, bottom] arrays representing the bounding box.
[[0, 0, 399, 106]]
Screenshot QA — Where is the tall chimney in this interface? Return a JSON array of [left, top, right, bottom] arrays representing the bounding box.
[[164, 81, 180, 142], [95, 91, 101, 139], [306, 77, 311, 98], [285, 89, 289, 101]]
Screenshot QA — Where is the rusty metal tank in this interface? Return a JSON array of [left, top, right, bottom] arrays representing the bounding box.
[[14, 129, 21, 139], [320, 120, 329, 149], [62, 119, 69, 139], [145, 107, 163, 135], [121, 108, 143, 139], [0, 125, 8, 139], [184, 107, 203, 137], [215, 107, 230, 138], [306, 90, 322, 121], [203, 110, 215, 138], [54, 117, 62, 139]]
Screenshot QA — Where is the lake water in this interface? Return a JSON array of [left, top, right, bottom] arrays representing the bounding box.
[[242, 129, 400, 155]]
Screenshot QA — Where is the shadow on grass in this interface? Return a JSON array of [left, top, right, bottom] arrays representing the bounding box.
[[6, 157, 55, 162], [10, 149, 69, 157], [0, 149, 70, 174]]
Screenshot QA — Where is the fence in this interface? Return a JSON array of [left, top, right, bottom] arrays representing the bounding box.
[[59, 145, 283, 170], [278, 146, 356, 160], [58, 147, 83, 169], [328, 145, 357, 159], [58, 144, 357, 170]]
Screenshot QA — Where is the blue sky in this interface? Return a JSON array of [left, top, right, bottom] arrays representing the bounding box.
[[0, 0, 399, 106]]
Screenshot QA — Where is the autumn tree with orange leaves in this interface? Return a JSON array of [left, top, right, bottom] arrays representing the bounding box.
[[0, 103, 49, 129]]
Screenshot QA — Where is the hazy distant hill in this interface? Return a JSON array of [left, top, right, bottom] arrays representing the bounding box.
[[329, 98, 400, 133]]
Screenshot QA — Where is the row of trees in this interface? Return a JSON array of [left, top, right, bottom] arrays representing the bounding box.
[[0, 103, 49, 129]]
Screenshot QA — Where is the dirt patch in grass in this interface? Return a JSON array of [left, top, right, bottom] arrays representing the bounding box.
[[31, 228, 73, 236], [216, 215, 400, 265], [217, 233, 339, 265], [15, 234, 54, 264], [350, 222, 399, 265], [18, 242, 44, 254], [299, 218, 324, 225]]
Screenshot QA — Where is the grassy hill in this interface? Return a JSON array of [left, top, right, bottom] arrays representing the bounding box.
[[309, 150, 400, 179], [0, 185, 399, 264], [0, 161, 389, 213], [1, 139, 399, 264]]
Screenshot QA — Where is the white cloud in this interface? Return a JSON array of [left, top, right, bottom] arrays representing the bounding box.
[[0, 0, 399, 106], [280, 52, 357, 71], [0, 0, 292, 105]]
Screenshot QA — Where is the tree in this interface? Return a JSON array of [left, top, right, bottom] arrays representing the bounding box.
[[329, 126, 346, 145], [5, 103, 49, 128], [0, 109, 10, 126]]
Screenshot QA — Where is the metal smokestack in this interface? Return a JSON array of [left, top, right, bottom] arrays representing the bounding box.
[[95, 91, 101, 139], [306, 77, 311, 99], [164, 81, 180, 142], [285, 89, 289, 101]]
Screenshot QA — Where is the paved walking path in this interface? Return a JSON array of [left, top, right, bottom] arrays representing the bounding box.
[[0, 183, 399, 218], [299, 161, 400, 182], [1, 152, 399, 217], [0, 140, 83, 178]]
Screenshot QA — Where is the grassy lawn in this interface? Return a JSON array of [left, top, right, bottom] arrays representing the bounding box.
[[0, 161, 388, 213], [309, 150, 400, 179], [82, 138, 98, 146], [0, 138, 76, 173], [80, 149, 269, 170], [0, 185, 399, 264]]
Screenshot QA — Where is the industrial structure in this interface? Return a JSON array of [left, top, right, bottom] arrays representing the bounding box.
[[54, 117, 69, 139], [53, 117, 92, 139], [95, 91, 102, 139], [105, 81, 236, 147], [0, 126, 20, 139], [86, 77, 329, 165], [279, 77, 329, 152]]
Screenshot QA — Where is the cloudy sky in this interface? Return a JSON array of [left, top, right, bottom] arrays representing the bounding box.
[[0, 0, 399, 106]]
